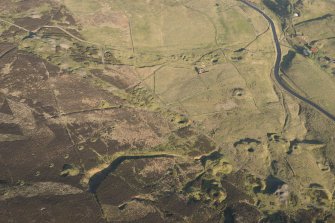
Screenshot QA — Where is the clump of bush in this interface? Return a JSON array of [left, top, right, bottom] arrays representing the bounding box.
[[281, 50, 296, 71]]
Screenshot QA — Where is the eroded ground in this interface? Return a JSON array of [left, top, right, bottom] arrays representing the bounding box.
[[1, 0, 335, 222]]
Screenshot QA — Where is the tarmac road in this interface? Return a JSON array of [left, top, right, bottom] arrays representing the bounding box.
[[240, 0, 335, 122]]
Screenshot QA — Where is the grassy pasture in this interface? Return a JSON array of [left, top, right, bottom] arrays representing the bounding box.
[[51, 0, 284, 144], [287, 55, 335, 114], [62, 0, 257, 55], [292, 0, 335, 25], [318, 38, 335, 57], [295, 17, 335, 41]]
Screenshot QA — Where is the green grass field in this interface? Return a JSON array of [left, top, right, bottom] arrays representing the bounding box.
[[286, 55, 335, 114]]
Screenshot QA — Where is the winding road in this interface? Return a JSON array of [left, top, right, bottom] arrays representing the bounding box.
[[240, 0, 335, 122]]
